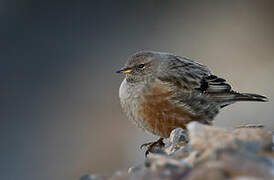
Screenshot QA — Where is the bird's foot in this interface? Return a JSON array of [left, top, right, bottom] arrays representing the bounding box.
[[140, 138, 165, 157]]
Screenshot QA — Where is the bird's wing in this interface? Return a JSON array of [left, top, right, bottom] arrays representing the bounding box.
[[158, 55, 231, 93], [157, 55, 267, 110], [157, 55, 237, 108]]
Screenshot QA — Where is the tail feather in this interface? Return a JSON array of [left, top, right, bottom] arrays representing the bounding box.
[[209, 91, 268, 108], [201, 74, 268, 107], [234, 92, 269, 102]]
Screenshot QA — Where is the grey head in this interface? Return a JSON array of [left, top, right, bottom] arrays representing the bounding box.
[[116, 51, 171, 83]]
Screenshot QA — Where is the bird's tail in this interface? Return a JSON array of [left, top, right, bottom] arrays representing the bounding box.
[[233, 92, 269, 102], [210, 91, 269, 108]]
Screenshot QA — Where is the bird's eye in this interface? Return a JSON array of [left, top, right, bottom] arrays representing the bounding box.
[[138, 64, 145, 69]]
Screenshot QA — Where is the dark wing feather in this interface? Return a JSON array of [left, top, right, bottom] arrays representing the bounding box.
[[157, 55, 238, 108], [159, 55, 269, 109], [198, 75, 232, 93], [159, 56, 232, 94], [159, 56, 228, 93], [158, 56, 211, 91], [158, 55, 268, 109], [156, 56, 220, 120]]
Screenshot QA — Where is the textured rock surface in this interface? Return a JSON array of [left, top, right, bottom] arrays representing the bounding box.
[[81, 122, 274, 180]]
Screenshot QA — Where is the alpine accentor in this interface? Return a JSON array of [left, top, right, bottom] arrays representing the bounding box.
[[117, 51, 268, 155]]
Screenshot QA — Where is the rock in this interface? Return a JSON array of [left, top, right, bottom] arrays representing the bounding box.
[[235, 124, 265, 128], [81, 122, 274, 180], [232, 127, 273, 151], [108, 171, 129, 180], [169, 128, 189, 145], [187, 122, 273, 154], [145, 154, 188, 171], [185, 148, 274, 180], [187, 122, 231, 152], [80, 174, 106, 180], [165, 128, 190, 156]]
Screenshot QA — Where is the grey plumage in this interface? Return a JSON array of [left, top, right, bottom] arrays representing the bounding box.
[[156, 53, 268, 108], [117, 51, 268, 137]]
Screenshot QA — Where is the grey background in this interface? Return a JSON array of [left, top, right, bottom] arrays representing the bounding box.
[[1, 0, 273, 179]]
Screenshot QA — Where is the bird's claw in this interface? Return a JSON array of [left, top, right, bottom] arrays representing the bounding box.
[[140, 138, 165, 157]]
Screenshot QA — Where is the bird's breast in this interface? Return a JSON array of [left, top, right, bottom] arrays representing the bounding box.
[[119, 79, 208, 138], [119, 78, 148, 131]]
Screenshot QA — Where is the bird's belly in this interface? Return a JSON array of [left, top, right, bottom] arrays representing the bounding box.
[[137, 83, 206, 138], [138, 96, 202, 138]]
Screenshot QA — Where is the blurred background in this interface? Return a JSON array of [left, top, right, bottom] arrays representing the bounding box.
[[1, 0, 274, 179]]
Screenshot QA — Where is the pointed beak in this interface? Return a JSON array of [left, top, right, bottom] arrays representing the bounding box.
[[116, 67, 132, 74]]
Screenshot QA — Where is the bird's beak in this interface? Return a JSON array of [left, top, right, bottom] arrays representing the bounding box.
[[116, 67, 132, 74]]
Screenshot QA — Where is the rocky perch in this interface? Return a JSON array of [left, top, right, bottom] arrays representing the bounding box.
[[81, 122, 274, 180]]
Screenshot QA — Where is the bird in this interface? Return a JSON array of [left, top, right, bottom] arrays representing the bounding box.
[[116, 51, 268, 156]]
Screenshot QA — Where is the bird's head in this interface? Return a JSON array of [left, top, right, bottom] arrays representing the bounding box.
[[116, 51, 169, 83]]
